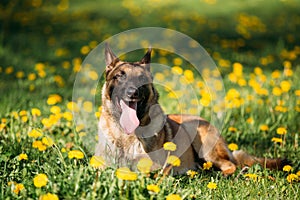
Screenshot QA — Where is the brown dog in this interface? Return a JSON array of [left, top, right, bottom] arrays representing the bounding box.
[[96, 44, 287, 175]]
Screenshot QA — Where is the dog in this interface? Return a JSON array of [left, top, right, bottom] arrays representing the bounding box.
[[96, 43, 287, 175]]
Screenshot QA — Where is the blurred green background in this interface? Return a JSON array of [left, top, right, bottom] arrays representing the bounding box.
[[0, 0, 300, 111]]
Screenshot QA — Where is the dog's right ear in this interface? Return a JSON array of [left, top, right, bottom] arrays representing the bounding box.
[[105, 43, 119, 74]]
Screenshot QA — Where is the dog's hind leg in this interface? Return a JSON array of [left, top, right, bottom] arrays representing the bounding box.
[[191, 124, 237, 175]]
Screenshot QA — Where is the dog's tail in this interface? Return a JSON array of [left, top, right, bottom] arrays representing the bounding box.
[[232, 150, 289, 170]]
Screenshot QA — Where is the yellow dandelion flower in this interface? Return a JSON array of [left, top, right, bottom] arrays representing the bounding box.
[[54, 75, 65, 87], [275, 105, 288, 113], [0, 123, 5, 131], [35, 62, 45, 71], [19, 110, 27, 116], [147, 184, 160, 193], [271, 137, 283, 144], [95, 111, 101, 118], [207, 182, 217, 189], [39, 193, 59, 200], [5, 66, 14, 74], [166, 155, 181, 167], [184, 70, 194, 83], [1, 118, 6, 123], [295, 90, 300, 96], [80, 45, 90, 55], [218, 59, 231, 68], [154, 73, 165, 82], [11, 111, 19, 119], [48, 114, 60, 125], [18, 153, 28, 161], [32, 140, 47, 151], [163, 142, 177, 151], [68, 150, 84, 159], [47, 97, 57, 105], [137, 157, 153, 173], [228, 143, 238, 151], [28, 129, 43, 138], [276, 127, 287, 135], [89, 40, 98, 48], [228, 127, 237, 132], [200, 92, 211, 107], [228, 73, 238, 83], [31, 108, 41, 116], [271, 70, 281, 79], [90, 156, 105, 168], [33, 173, 48, 188], [38, 70, 46, 78], [32, 140, 41, 148], [28, 73, 36, 81], [203, 161, 213, 170], [41, 118, 51, 128], [238, 78, 247, 86], [280, 81, 291, 92], [115, 167, 138, 181], [16, 71, 25, 79], [47, 94, 62, 105], [67, 101, 79, 112], [83, 101, 93, 113], [13, 183, 25, 195], [186, 170, 198, 178], [254, 67, 263, 75], [171, 66, 183, 75], [73, 58, 82, 72], [244, 173, 258, 181], [286, 174, 298, 183], [61, 147, 66, 153], [88, 70, 98, 80], [55, 48, 69, 56], [173, 57, 183, 66], [272, 87, 282, 96], [246, 117, 254, 124], [63, 112, 73, 121], [283, 165, 293, 172], [284, 68, 293, 77], [283, 60, 292, 68], [75, 124, 85, 132], [166, 194, 182, 200], [233, 62, 243, 77], [260, 124, 269, 131], [21, 116, 28, 123], [50, 106, 61, 114], [226, 89, 240, 100], [78, 132, 86, 137], [42, 137, 54, 147]]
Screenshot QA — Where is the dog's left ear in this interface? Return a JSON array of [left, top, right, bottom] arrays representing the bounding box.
[[140, 47, 152, 70], [105, 43, 119, 66], [105, 43, 120, 76]]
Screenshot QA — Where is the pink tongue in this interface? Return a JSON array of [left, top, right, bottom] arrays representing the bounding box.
[[119, 100, 140, 134]]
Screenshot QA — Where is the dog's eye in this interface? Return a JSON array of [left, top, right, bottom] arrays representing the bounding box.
[[138, 75, 147, 83], [115, 71, 126, 81]]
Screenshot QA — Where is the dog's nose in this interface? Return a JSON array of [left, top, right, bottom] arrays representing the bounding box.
[[126, 86, 138, 98]]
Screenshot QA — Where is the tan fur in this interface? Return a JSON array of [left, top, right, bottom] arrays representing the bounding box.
[[96, 44, 286, 175]]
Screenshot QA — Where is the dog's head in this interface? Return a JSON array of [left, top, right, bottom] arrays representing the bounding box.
[[103, 44, 159, 134]]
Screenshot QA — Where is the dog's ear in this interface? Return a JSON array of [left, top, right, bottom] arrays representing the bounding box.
[[140, 47, 152, 71], [105, 43, 119, 74]]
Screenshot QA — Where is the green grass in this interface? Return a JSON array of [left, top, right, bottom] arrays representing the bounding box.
[[0, 0, 300, 199]]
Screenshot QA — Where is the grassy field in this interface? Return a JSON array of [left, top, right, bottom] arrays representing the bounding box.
[[0, 0, 300, 199]]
